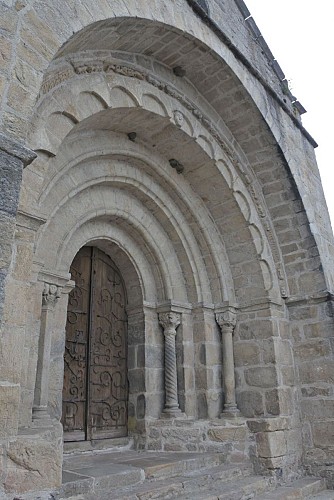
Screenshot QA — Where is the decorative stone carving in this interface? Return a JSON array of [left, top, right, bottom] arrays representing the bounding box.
[[215, 307, 240, 418], [37, 56, 288, 297], [104, 63, 145, 80], [40, 67, 74, 95], [158, 311, 182, 417], [42, 283, 61, 308], [169, 158, 184, 174], [173, 110, 184, 128]]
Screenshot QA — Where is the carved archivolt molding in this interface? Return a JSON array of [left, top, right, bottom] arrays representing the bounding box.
[[35, 53, 288, 298]]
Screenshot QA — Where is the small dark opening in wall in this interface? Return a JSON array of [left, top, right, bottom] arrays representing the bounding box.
[[195, 0, 210, 16]]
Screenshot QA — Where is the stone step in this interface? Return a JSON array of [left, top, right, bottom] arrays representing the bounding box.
[[58, 450, 333, 500], [143, 452, 225, 479], [60, 451, 226, 498], [174, 475, 273, 500], [309, 492, 334, 499], [113, 475, 330, 500], [108, 463, 253, 499], [63, 437, 134, 455], [61, 465, 144, 498], [256, 477, 327, 499]]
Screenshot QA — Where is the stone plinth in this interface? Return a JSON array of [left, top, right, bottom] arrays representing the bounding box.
[[144, 417, 252, 464]]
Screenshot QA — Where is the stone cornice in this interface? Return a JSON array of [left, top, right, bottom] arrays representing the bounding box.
[[156, 300, 192, 313], [16, 210, 47, 231], [37, 269, 73, 292], [285, 291, 333, 307], [0, 133, 37, 166]]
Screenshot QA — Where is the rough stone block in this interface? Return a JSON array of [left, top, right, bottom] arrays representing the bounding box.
[[238, 320, 276, 340], [312, 420, 334, 448], [237, 390, 264, 417], [301, 386, 332, 398], [247, 417, 291, 433], [265, 388, 294, 416], [256, 430, 287, 458], [0, 383, 20, 439], [5, 424, 62, 493], [245, 366, 278, 388], [234, 341, 260, 366], [208, 426, 247, 442], [128, 368, 146, 393], [299, 360, 334, 384], [301, 399, 334, 420], [295, 339, 331, 360], [0, 213, 15, 270]]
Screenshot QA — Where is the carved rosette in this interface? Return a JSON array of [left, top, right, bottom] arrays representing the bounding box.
[[158, 312, 182, 416], [42, 283, 61, 308]]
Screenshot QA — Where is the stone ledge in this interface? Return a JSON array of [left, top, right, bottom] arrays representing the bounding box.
[[247, 417, 291, 433], [0, 133, 36, 166]]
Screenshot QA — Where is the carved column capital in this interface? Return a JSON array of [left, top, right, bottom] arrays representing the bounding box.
[[215, 308, 237, 334], [158, 312, 181, 335], [42, 283, 61, 308]]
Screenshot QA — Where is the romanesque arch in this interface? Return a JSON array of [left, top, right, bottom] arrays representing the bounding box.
[[1, 1, 334, 495]]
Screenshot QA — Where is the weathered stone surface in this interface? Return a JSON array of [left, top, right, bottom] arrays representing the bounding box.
[[0, 383, 20, 439], [5, 424, 62, 493], [299, 360, 334, 384], [312, 420, 334, 449], [234, 342, 260, 366], [208, 426, 247, 442], [247, 417, 291, 433], [244, 366, 278, 388], [237, 391, 264, 417], [295, 339, 331, 359], [256, 430, 286, 458]]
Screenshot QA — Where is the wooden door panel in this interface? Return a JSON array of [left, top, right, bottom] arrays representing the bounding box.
[[89, 248, 128, 439], [62, 247, 92, 441], [62, 246, 128, 441]]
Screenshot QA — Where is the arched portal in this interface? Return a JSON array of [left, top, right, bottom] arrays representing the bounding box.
[[2, 5, 333, 494], [62, 246, 128, 442]]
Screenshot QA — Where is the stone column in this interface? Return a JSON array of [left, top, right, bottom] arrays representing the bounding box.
[[215, 307, 240, 418], [32, 283, 61, 421], [158, 311, 182, 417]]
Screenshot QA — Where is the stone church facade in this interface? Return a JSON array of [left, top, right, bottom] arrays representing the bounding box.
[[1, 0, 334, 496]]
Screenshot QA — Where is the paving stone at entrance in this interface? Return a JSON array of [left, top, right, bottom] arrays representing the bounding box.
[[57, 450, 331, 499], [4, 449, 331, 499], [61, 450, 225, 497]]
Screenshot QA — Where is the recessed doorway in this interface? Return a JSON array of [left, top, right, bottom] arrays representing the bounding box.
[[62, 246, 128, 441]]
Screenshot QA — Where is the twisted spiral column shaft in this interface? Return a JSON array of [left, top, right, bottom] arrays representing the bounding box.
[[158, 312, 182, 417]]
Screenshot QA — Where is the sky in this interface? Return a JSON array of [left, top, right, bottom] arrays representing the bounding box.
[[244, 0, 334, 231]]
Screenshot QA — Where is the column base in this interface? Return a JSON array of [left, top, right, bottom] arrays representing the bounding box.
[[220, 404, 240, 419], [32, 405, 53, 426], [161, 407, 185, 419]]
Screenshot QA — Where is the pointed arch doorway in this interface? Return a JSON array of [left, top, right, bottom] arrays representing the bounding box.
[[61, 246, 128, 442]]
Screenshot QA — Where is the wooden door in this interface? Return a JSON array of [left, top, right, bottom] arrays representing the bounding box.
[[62, 247, 128, 441]]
